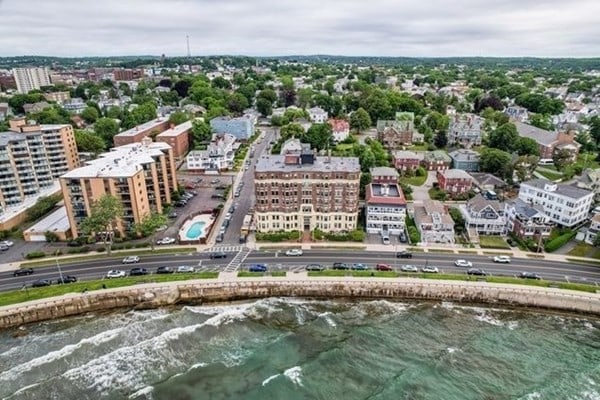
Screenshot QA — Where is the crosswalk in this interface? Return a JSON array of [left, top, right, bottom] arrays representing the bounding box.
[[224, 247, 252, 272], [193, 263, 309, 273], [204, 245, 245, 253]]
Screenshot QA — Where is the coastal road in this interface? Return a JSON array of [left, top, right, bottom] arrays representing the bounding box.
[[1, 249, 599, 292]]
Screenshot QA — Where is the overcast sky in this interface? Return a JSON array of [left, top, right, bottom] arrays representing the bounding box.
[[1, 0, 599, 58]]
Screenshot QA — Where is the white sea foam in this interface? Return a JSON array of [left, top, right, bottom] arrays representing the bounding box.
[[4, 382, 42, 398], [283, 366, 303, 386], [128, 385, 154, 399], [474, 312, 504, 327], [262, 373, 280, 386], [580, 389, 600, 400], [318, 312, 337, 328], [0, 327, 123, 382], [446, 347, 460, 354], [522, 392, 541, 400]]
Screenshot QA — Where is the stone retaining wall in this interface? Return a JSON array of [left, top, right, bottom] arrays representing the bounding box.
[[1, 279, 599, 330]]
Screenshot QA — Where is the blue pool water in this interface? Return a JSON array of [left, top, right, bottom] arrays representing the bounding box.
[[185, 221, 206, 240]]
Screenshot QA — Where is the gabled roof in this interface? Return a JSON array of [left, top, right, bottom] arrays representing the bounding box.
[[370, 166, 399, 178], [393, 150, 423, 160], [440, 169, 472, 180], [507, 198, 547, 219], [514, 121, 557, 146], [469, 172, 507, 188], [467, 194, 502, 213]]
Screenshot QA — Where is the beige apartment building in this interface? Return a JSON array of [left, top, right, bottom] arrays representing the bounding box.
[[12, 67, 51, 94], [60, 138, 177, 238], [254, 147, 360, 233], [0, 119, 79, 230]]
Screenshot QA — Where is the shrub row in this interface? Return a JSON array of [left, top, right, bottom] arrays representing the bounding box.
[[255, 231, 301, 242], [324, 230, 365, 242], [544, 231, 577, 253]]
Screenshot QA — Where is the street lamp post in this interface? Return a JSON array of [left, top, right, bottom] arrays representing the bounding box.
[[55, 249, 64, 283]]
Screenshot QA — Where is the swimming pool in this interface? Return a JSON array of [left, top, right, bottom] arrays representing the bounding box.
[[185, 221, 207, 240]]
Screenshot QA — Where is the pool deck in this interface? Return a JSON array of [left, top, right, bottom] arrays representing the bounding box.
[[179, 214, 215, 242]]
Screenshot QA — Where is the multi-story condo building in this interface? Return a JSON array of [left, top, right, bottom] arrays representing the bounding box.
[[210, 116, 255, 140], [365, 181, 407, 235], [254, 148, 360, 233], [0, 119, 79, 230], [518, 179, 593, 227], [12, 67, 51, 93], [43, 91, 71, 103], [447, 113, 484, 148], [60, 138, 177, 239], [156, 120, 192, 161], [413, 200, 455, 244], [113, 118, 169, 147]]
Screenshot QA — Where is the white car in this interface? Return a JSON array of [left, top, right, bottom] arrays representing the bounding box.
[[400, 265, 419, 273], [122, 256, 140, 264], [0, 240, 14, 247], [422, 266, 440, 273], [454, 259, 473, 268], [106, 270, 126, 278], [493, 255, 511, 263], [285, 249, 303, 256], [157, 237, 176, 245], [176, 265, 195, 273]]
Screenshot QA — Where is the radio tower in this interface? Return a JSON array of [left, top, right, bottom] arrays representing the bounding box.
[[186, 35, 191, 58]]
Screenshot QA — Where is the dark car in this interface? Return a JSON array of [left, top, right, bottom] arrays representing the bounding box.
[[396, 251, 413, 259], [239, 235, 247, 244], [375, 263, 393, 271], [156, 266, 174, 274], [332, 262, 349, 270], [249, 264, 267, 272], [174, 201, 186, 207], [129, 267, 149, 276], [13, 268, 34, 277], [467, 268, 487, 276], [229, 205, 236, 214], [210, 252, 227, 259], [31, 279, 51, 288], [306, 263, 325, 272], [56, 275, 78, 284], [519, 272, 541, 280], [168, 212, 178, 218], [211, 193, 224, 199]]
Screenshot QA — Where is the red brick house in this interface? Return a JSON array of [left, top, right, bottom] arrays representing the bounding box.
[[392, 150, 423, 173], [437, 169, 473, 196]]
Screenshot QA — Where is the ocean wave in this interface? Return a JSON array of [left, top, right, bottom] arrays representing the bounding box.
[[262, 373, 280, 386], [3, 382, 42, 399], [0, 327, 123, 382], [318, 312, 337, 328], [283, 366, 303, 386], [128, 385, 154, 399]]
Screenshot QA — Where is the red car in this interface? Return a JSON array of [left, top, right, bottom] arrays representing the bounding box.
[[375, 263, 393, 271]]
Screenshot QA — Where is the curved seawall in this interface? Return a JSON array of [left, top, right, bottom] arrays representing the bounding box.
[[1, 278, 600, 329]]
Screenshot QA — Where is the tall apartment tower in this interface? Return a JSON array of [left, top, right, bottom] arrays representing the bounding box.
[[12, 67, 51, 93], [60, 138, 177, 238]]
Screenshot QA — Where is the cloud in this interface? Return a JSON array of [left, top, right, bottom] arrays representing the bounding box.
[[0, 0, 598, 57]]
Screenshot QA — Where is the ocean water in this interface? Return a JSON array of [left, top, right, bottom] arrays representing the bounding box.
[[0, 299, 599, 400]]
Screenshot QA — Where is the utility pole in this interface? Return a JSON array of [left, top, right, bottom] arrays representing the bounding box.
[[55, 249, 64, 283]]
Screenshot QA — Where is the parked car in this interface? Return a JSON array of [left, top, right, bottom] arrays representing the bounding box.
[[332, 262, 349, 270], [382, 236, 391, 245], [399, 232, 407, 243], [56, 275, 78, 284], [249, 264, 267, 272], [0, 240, 14, 247], [13, 268, 34, 277], [234, 191, 241, 197], [375, 263, 393, 271], [228, 205, 236, 214], [306, 264, 325, 271], [211, 194, 224, 199], [31, 279, 51, 288], [239, 235, 247, 244], [396, 251, 413, 259], [122, 256, 140, 264], [0, 244, 8, 252], [422, 266, 440, 273], [467, 268, 487, 276], [210, 178, 220, 184], [519, 272, 541, 280], [156, 237, 176, 245], [156, 266, 174, 274], [216, 233, 224, 243], [168, 212, 178, 218], [401, 265, 419, 273], [129, 267, 149, 276], [176, 265, 195, 273], [106, 270, 126, 279], [174, 201, 186, 207], [285, 249, 303, 256], [351, 263, 369, 270], [210, 251, 227, 259], [454, 259, 473, 268], [493, 255, 511, 263]]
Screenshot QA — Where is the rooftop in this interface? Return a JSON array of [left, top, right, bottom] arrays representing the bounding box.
[[424, 150, 452, 162], [255, 155, 360, 173], [522, 179, 593, 200], [514, 121, 557, 146], [115, 118, 167, 137], [467, 194, 502, 213], [156, 120, 192, 137], [449, 149, 480, 161], [366, 183, 406, 206], [370, 166, 399, 178], [508, 198, 547, 219], [24, 206, 70, 235], [62, 140, 171, 179], [0, 131, 27, 146], [393, 150, 423, 160], [440, 169, 473, 180]]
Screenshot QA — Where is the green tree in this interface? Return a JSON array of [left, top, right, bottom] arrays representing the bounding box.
[[480, 148, 513, 179], [80, 195, 123, 255], [257, 88, 277, 104], [589, 116, 600, 147], [131, 102, 157, 125], [488, 123, 519, 152], [350, 107, 372, 133], [552, 148, 572, 171], [302, 123, 333, 151], [256, 97, 272, 117], [74, 130, 105, 155], [168, 111, 189, 126], [134, 212, 168, 251], [280, 123, 305, 140], [191, 119, 212, 147], [226, 92, 249, 114], [94, 117, 119, 146], [105, 106, 122, 119], [529, 113, 553, 131], [80, 106, 100, 124], [212, 76, 232, 90], [433, 131, 448, 148], [515, 137, 540, 156]]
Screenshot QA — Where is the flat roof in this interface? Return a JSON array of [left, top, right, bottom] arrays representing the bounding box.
[[115, 118, 168, 137], [157, 120, 192, 137], [255, 155, 360, 173], [0, 182, 62, 224], [24, 206, 70, 234]]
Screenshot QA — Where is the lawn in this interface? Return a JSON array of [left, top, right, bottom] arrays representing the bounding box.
[[576, 152, 600, 170], [536, 169, 563, 181], [478, 235, 511, 249], [404, 174, 427, 186], [0, 272, 219, 307], [406, 144, 428, 151], [567, 242, 600, 259]]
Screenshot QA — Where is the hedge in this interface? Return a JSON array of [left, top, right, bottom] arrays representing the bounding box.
[[324, 230, 365, 242], [544, 231, 577, 252], [255, 231, 301, 242], [25, 251, 46, 259]]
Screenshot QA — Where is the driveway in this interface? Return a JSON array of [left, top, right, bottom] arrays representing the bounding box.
[[409, 171, 436, 202]]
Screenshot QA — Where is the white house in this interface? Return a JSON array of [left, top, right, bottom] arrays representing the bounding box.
[[459, 195, 507, 240], [413, 200, 455, 244], [585, 214, 600, 245], [328, 119, 350, 143], [518, 179, 594, 227], [186, 134, 236, 172], [365, 182, 407, 235], [308, 107, 328, 123]]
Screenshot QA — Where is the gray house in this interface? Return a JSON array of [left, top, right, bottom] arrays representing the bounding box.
[[449, 149, 480, 172]]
